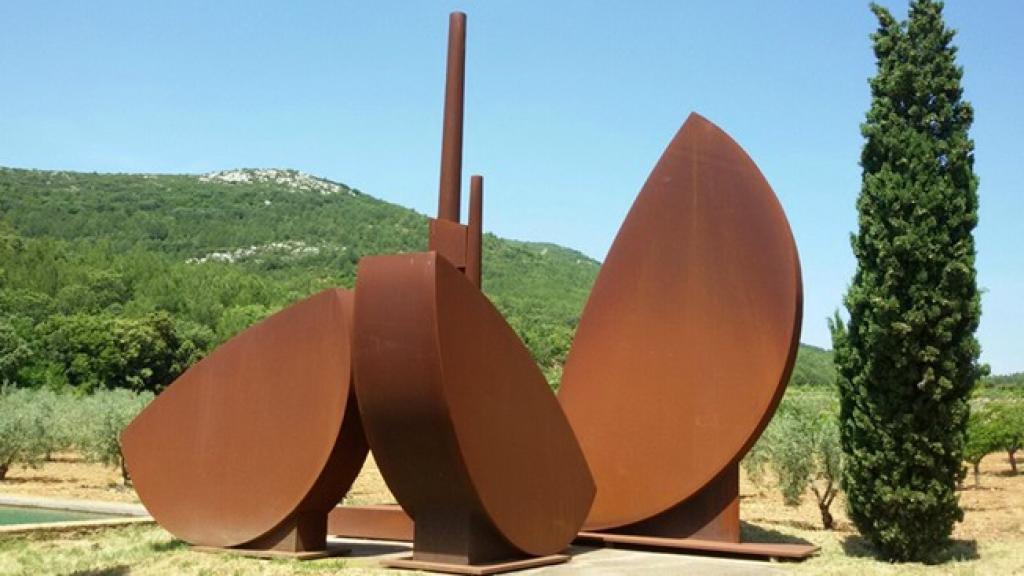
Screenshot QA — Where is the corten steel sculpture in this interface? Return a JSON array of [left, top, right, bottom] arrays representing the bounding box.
[[353, 252, 595, 574], [122, 7, 816, 570], [559, 113, 817, 559], [121, 289, 368, 558]]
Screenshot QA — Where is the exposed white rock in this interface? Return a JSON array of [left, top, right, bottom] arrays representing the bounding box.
[[187, 240, 322, 264], [198, 168, 356, 196]]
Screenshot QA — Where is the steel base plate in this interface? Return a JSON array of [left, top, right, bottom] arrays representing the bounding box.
[[575, 531, 817, 560], [191, 543, 349, 561], [382, 553, 570, 574]]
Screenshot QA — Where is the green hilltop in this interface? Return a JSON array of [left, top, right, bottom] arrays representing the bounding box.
[[0, 165, 848, 390]]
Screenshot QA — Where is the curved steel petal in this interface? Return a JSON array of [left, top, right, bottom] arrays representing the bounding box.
[[353, 252, 595, 560], [558, 113, 803, 530], [122, 288, 367, 548]]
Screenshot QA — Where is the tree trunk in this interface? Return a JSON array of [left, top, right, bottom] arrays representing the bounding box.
[[814, 481, 837, 530], [0, 463, 8, 481], [119, 450, 131, 487], [1009, 450, 1018, 475], [819, 502, 835, 530], [974, 461, 981, 487]]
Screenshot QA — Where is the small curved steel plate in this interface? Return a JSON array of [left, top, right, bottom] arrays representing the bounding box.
[[122, 288, 367, 547], [353, 252, 595, 557], [558, 113, 802, 530]]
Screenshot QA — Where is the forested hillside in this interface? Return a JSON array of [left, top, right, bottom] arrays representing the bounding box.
[[0, 167, 597, 388], [0, 165, 946, 393]]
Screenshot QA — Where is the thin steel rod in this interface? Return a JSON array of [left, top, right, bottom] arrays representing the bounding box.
[[467, 174, 483, 286]]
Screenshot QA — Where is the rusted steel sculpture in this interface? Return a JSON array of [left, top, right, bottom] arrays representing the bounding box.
[[122, 289, 368, 557], [352, 252, 595, 573], [559, 113, 816, 559], [124, 7, 815, 571]]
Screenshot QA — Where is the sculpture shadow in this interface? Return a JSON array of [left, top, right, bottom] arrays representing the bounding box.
[[958, 484, 999, 493], [0, 475, 66, 485], [149, 539, 188, 553], [840, 535, 979, 564], [746, 517, 823, 532], [68, 566, 130, 576], [740, 521, 815, 546]]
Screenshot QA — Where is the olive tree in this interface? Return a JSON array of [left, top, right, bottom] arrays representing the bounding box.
[[962, 406, 998, 487], [989, 402, 1024, 475], [0, 388, 48, 480], [78, 389, 153, 485], [745, 392, 843, 529]]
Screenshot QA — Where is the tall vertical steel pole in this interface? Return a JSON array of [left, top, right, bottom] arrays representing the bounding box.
[[437, 11, 466, 223], [466, 174, 483, 287]]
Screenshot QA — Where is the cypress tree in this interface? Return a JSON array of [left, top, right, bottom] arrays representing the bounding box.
[[830, 0, 983, 561]]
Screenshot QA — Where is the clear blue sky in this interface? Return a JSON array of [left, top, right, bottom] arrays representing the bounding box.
[[1, 1, 1021, 374]]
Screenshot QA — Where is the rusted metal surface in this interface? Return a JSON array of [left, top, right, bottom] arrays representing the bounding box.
[[558, 113, 803, 532], [328, 505, 414, 542], [581, 463, 817, 558], [429, 12, 485, 288], [613, 463, 741, 542], [352, 252, 595, 564], [384, 553, 569, 575], [191, 542, 349, 561], [437, 11, 466, 223], [121, 7, 812, 568], [121, 288, 368, 550], [573, 532, 818, 560], [466, 175, 483, 287], [428, 218, 470, 269]]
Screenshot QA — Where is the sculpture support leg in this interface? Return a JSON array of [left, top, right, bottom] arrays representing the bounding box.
[[413, 512, 519, 565], [193, 509, 349, 561], [578, 462, 817, 559], [613, 463, 740, 541], [380, 510, 570, 574], [242, 510, 328, 553]]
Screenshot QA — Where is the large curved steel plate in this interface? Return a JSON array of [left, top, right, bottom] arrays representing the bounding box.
[[558, 113, 802, 530], [122, 288, 367, 547], [353, 252, 595, 557]]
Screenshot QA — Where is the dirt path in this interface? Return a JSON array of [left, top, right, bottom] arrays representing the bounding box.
[[2, 452, 1021, 547]]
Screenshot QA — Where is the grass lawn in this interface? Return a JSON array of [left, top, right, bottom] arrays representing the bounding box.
[[1, 453, 1022, 574], [0, 524, 406, 575]]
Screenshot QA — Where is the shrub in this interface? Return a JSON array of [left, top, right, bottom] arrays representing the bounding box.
[[0, 320, 33, 385], [19, 388, 86, 459], [0, 387, 49, 479], [78, 389, 153, 485], [745, 392, 842, 529], [988, 402, 1024, 475], [963, 406, 999, 487]]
